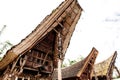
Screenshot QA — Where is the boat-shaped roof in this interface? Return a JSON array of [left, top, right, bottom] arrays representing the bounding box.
[[93, 51, 117, 77], [52, 47, 98, 80], [0, 0, 82, 71]]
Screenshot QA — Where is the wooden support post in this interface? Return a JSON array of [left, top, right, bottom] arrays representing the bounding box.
[[15, 76, 18, 80], [57, 32, 62, 80], [28, 77, 30, 80], [93, 67, 98, 80], [22, 77, 24, 80], [58, 59, 62, 80]]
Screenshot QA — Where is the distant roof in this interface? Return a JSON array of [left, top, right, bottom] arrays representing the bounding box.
[[93, 51, 117, 77], [52, 47, 98, 79], [54, 58, 85, 79]]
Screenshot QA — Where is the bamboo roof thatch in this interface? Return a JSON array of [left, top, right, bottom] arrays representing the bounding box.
[[93, 51, 117, 78], [0, 0, 82, 72], [52, 47, 98, 80]]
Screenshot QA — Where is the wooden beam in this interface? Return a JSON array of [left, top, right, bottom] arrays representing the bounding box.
[[93, 67, 98, 80], [42, 52, 49, 65], [3, 65, 10, 75], [18, 55, 27, 75], [53, 28, 64, 37], [53, 28, 59, 34], [57, 32, 62, 80], [3, 74, 9, 80], [15, 76, 18, 80], [28, 77, 30, 80], [22, 77, 24, 80], [23, 67, 38, 71], [58, 59, 62, 80], [88, 61, 93, 66], [11, 55, 21, 72], [55, 19, 64, 28], [114, 66, 120, 77]]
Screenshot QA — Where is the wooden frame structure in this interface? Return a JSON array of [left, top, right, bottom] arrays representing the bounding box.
[[0, 0, 82, 80], [52, 47, 98, 80], [92, 51, 117, 80]]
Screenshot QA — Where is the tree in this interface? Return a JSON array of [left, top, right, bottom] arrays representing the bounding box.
[[62, 55, 84, 67], [68, 59, 77, 66], [0, 40, 13, 54], [0, 25, 6, 37], [0, 41, 13, 61], [0, 25, 13, 60]]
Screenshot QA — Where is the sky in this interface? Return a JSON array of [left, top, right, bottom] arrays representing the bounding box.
[[0, 0, 120, 69]]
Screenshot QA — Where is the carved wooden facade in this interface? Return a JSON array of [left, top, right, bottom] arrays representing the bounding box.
[[92, 51, 117, 80], [52, 47, 98, 80], [0, 0, 82, 80]]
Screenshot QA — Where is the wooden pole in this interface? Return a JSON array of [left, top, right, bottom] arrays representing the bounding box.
[[57, 32, 62, 80], [93, 67, 98, 80], [15, 76, 18, 80], [58, 59, 62, 80]]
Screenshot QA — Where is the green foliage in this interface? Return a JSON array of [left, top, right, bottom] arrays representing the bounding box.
[[0, 25, 13, 60], [0, 25, 6, 36], [0, 25, 13, 55], [62, 62, 68, 68], [62, 55, 84, 68], [0, 40, 13, 55], [68, 59, 77, 66]]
